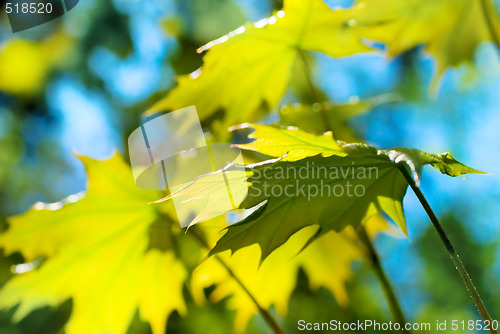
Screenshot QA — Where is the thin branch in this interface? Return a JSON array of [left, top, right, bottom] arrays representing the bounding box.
[[359, 227, 411, 334], [479, 0, 500, 53], [398, 164, 498, 334], [189, 228, 285, 334]]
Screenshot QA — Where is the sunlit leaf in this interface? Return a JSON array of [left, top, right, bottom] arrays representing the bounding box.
[[351, 0, 500, 84], [279, 94, 401, 141], [166, 125, 483, 261], [0, 154, 187, 334], [191, 215, 394, 331], [231, 123, 346, 161], [210, 152, 408, 261], [150, 0, 370, 129]]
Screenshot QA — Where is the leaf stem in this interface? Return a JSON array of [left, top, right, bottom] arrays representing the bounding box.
[[189, 228, 285, 334], [358, 227, 412, 334], [398, 165, 498, 334], [479, 0, 500, 53]]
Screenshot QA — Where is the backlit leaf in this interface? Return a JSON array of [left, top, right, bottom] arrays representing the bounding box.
[[231, 123, 346, 161], [165, 125, 483, 261], [351, 0, 500, 83], [149, 0, 370, 128], [0, 154, 187, 334], [191, 215, 395, 331]]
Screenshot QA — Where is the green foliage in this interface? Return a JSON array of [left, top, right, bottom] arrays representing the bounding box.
[[0, 0, 497, 333], [191, 222, 384, 330], [351, 0, 500, 81], [0, 155, 187, 334], [0, 153, 380, 333], [163, 125, 483, 261], [149, 0, 369, 130], [231, 123, 346, 161]]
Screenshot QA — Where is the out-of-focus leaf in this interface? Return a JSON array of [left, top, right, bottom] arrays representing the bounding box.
[[191, 215, 394, 332], [173, 0, 247, 42], [351, 0, 500, 84], [0, 33, 72, 95], [0, 154, 187, 334], [149, 0, 370, 129], [279, 94, 402, 141]]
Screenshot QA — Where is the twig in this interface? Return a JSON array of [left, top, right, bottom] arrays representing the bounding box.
[[398, 164, 498, 334], [359, 227, 412, 334]]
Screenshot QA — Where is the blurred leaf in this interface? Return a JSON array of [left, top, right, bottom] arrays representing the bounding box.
[[150, 0, 370, 130], [0, 33, 72, 95], [174, 0, 247, 42], [191, 215, 392, 332], [352, 0, 500, 85], [279, 94, 402, 141], [0, 133, 24, 186], [79, 0, 133, 59], [0, 154, 187, 334], [0, 40, 49, 95]]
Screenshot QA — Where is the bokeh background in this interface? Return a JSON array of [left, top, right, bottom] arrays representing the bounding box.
[[0, 0, 499, 333]]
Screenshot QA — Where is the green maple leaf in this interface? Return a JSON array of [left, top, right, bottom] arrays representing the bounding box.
[[149, 0, 370, 128], [0, 154, 187, 334], [164, 125, 484, 261], [210, 150, 409, 260], [351, 0, 500, 82], [231, 123, 346, 161]]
